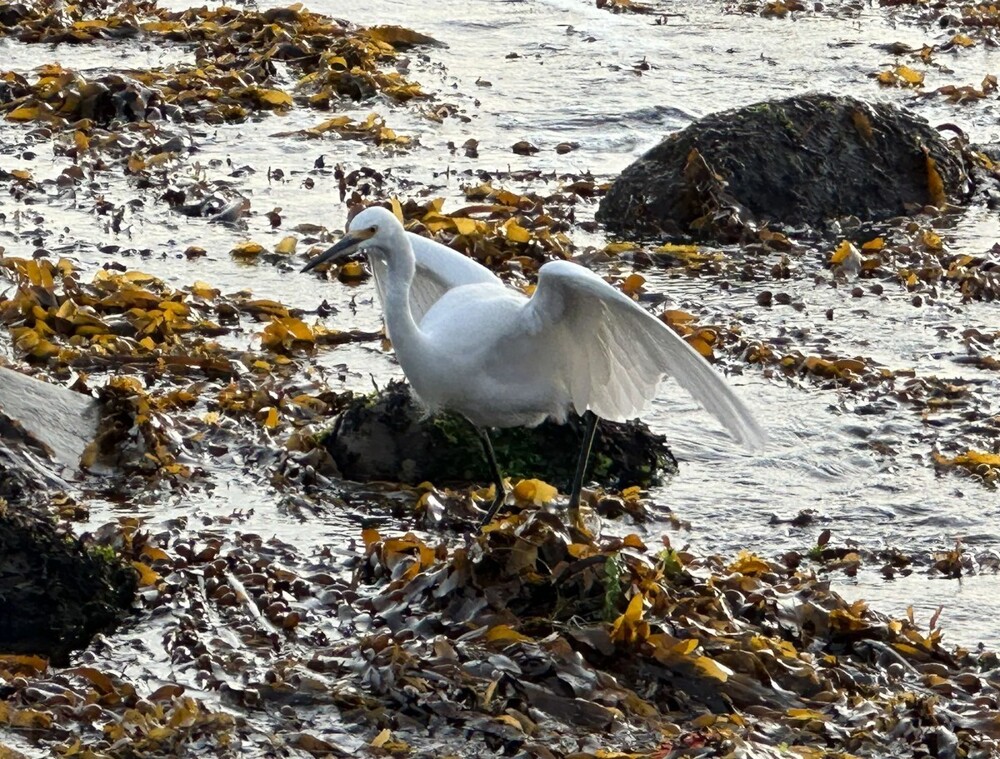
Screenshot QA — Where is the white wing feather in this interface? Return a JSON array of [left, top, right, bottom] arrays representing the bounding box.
[[371, 232, 501, 325], [520, 260, 766, 448]]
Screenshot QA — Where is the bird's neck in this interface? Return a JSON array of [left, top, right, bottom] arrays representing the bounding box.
[[381, 235, 427, 364]]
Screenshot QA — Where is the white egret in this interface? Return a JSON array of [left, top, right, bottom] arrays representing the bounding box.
[[303, 206, 766, 526], [378, 230, 502, 323]]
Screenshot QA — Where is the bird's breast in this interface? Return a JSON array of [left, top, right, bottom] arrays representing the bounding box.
[[392, 286, 572, 428]]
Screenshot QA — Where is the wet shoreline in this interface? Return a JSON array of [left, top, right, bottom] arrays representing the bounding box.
[[0, 0, 999, 754]]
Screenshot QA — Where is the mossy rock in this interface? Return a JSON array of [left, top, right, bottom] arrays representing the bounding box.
[[0, 501, 136, 664], [597, 93, 968, 241], [322, 381, 677, 490]]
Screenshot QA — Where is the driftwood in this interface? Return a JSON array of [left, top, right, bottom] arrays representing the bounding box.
[[0, 365, 100, 474]]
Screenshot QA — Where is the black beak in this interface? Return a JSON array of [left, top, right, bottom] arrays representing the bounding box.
[[301, 232, 366, 273]]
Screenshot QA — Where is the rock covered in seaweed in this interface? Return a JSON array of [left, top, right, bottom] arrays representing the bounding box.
[[597, 93, 968, 241], [0, 501, 136, 664], [348, 511, 1000, 756], [322, 380, 677, 490]]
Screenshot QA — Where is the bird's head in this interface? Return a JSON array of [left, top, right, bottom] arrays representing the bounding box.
[[301, 206, 402, 273]]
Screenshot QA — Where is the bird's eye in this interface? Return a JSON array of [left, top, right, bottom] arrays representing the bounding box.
[[368, 226, 378, 234]]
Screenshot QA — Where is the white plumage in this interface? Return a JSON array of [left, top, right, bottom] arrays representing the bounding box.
[[370, 231, 501, 325], [303, 206, 765, 523]]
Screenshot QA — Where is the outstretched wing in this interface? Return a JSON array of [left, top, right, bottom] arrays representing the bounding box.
[[517, 260, 766, 448], [370, 232, 502, 325]]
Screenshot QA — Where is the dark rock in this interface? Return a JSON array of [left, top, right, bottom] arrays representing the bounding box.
[[322, 381, 676, 490], [597, 93, 968, 241], [0, 455, 29, 504], [0, 3, 29, 27], [0, 501, 135, 664]]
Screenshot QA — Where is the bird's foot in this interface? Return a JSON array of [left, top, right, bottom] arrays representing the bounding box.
[[478, 488, 508, 529], [566, 507, 592, 541], [567, 489, 598, 541]]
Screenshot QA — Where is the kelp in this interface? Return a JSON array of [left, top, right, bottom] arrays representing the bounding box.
[[3, 508, 998, 756], [345, 512, 1000, 755]]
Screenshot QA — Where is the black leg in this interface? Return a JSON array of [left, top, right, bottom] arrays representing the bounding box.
[[568, 411, 599, 518], [475, 425, 507, 527]]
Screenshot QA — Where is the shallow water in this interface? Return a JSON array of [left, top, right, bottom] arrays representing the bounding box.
[[1, 0, 999, 656]]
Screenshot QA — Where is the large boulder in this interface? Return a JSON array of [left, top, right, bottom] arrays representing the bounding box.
[[597, 93, 968, 241]]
